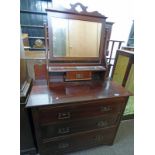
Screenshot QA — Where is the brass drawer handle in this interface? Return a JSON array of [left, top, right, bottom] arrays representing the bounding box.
[[97, 120, 108, 127], [100, 106, 112, 112], [58, 142, 69, 149], [58, 127, 70, 134], [58, 112, 71, 120]]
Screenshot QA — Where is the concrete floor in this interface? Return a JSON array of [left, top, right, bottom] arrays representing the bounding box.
[[68, 119, 134, 155]]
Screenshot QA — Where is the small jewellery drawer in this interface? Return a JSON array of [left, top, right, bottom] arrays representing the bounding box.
[[38, 98, 125, 124], [41, 114, 119, 139], [42, 126, 116, 155], [65, 71, 92, 81]]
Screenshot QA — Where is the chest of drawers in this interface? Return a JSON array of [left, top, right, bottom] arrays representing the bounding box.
[[26, 80, 130, 155]]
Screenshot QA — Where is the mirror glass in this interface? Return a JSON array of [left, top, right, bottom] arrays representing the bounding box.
[[51, 17, 102, 57]]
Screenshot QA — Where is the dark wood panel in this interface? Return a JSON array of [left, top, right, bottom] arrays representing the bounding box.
[[26, 80, 131, 107], [20, 104, 37, 154], [38, 98, 125, 124], [41, 113, 119, 139], [41, 126, 116, 155]]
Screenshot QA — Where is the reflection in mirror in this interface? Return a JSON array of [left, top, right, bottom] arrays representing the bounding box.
[[51, 17, 101, 57]]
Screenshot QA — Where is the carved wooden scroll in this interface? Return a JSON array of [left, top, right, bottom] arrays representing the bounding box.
[[46, 3, 107, 19]]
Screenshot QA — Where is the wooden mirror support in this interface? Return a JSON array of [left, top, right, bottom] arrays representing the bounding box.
[[45, 3, 109, 87]]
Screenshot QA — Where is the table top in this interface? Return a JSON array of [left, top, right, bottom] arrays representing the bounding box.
[[26, 80, 131, 108]]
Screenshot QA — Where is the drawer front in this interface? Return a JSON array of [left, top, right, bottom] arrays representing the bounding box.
[[41, 114, 119, 139], [41, 126, 116, 155], [65, 71, 92, 81], [39, 98, 125, 124]]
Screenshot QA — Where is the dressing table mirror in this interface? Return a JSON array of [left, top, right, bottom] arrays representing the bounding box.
[[45, 3, 108, 86]]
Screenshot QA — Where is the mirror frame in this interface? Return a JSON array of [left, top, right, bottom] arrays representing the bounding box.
[[46, 3, 107, 65]]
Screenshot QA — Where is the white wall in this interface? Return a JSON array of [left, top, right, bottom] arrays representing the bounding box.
[[53, 0, 134, 45]]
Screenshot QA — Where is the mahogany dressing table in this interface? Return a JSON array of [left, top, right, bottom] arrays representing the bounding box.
[[26, 3, 131, 155]]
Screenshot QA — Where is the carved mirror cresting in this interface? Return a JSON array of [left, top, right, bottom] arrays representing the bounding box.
[[46, 3, 107, 65]]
